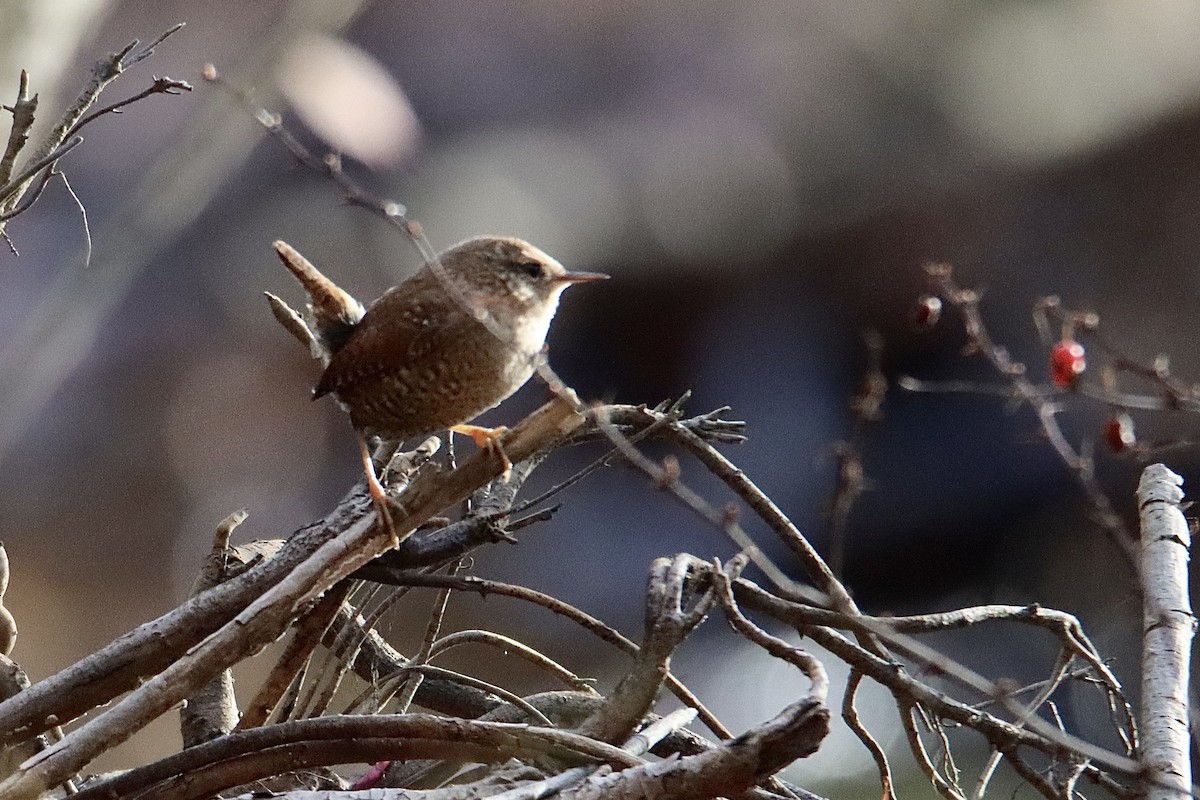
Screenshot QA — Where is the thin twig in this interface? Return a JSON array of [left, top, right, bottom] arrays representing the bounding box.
[[0, 136, 83, 208], [237, 581, 355, 730], [56, 172, 91, 268], [825, 328, 885, 577], [380, 570, 733, 740], [428, 630, 598, 693], [710, 558, 828, 703], [733, 581, 1145, 784], [357, 663, 553, 727], [843, 671, 896, 800], [899, 703, 965, 800], [318, 583, 401, 718], [66, 77, 192, 138]]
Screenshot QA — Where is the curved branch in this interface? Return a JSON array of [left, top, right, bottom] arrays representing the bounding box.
[[72, 714, 641, 800]]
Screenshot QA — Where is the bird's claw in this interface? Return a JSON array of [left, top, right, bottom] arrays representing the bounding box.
[[451, 424, 514, 481]]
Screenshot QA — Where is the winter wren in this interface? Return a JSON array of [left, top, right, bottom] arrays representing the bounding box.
[[314, 236, 608, 446], [272, 235, 605, 534]]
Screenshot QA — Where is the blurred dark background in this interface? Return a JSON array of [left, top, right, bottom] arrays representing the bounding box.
[[1, 1, 1198, 794]]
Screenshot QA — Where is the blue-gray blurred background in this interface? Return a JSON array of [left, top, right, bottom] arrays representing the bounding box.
[[2, 1, 1198, 795]]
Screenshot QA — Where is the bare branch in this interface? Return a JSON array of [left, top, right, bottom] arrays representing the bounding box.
[[826, 328, 885, 577], [56, 171, 91, 267], [557, 698, 829, 800], [576, 554, 717, 744], [67, 76, 193, 138], [710, 557, 828, 704], [0, 396, 588, 800], [391, 563, 459, 716], [376, 570, 732, 741], [360, 663, 554, 727], [237, 581, 355, 730]]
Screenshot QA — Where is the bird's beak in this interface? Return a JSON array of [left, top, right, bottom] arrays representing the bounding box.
[[556, 270, 610, 284]]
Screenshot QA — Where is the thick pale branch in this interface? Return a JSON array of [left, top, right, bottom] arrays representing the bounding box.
[[1137, 464, 1195, 800]]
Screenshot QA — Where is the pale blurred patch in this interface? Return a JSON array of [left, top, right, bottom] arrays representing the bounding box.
[[168, 486, 316, 596], [164, 350, 329, 588], [277, 33, 420, 168], [938, 2, 1200, 162], [412, 129, 626, 268], [0, 0, 114, 112]]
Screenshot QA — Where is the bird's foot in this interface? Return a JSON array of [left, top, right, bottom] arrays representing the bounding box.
[[451, 424, 513, 481]]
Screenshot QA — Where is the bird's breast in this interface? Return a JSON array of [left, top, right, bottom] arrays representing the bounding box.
[[508, 303, 558, 358]]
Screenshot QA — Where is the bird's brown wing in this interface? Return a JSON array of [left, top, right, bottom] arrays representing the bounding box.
[[313, 276, 468, 399]]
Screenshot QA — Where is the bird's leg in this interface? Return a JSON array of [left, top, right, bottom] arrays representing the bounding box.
[[450, 424, 513, 481], [357, 434, 398, 546]]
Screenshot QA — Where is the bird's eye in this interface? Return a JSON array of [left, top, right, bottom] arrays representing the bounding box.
[[517, 261, 544, 279]]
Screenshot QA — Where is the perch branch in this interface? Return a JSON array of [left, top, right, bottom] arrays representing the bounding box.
[[0, 396, 588, 800]]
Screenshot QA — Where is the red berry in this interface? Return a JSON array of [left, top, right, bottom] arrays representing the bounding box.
[[1103, 413, 1135, 453], [911, 295, 942, 331], [1049, 340, 1086, 387]]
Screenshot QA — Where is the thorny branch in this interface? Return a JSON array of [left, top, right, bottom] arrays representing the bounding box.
[[903, 264, 1140, 572]]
